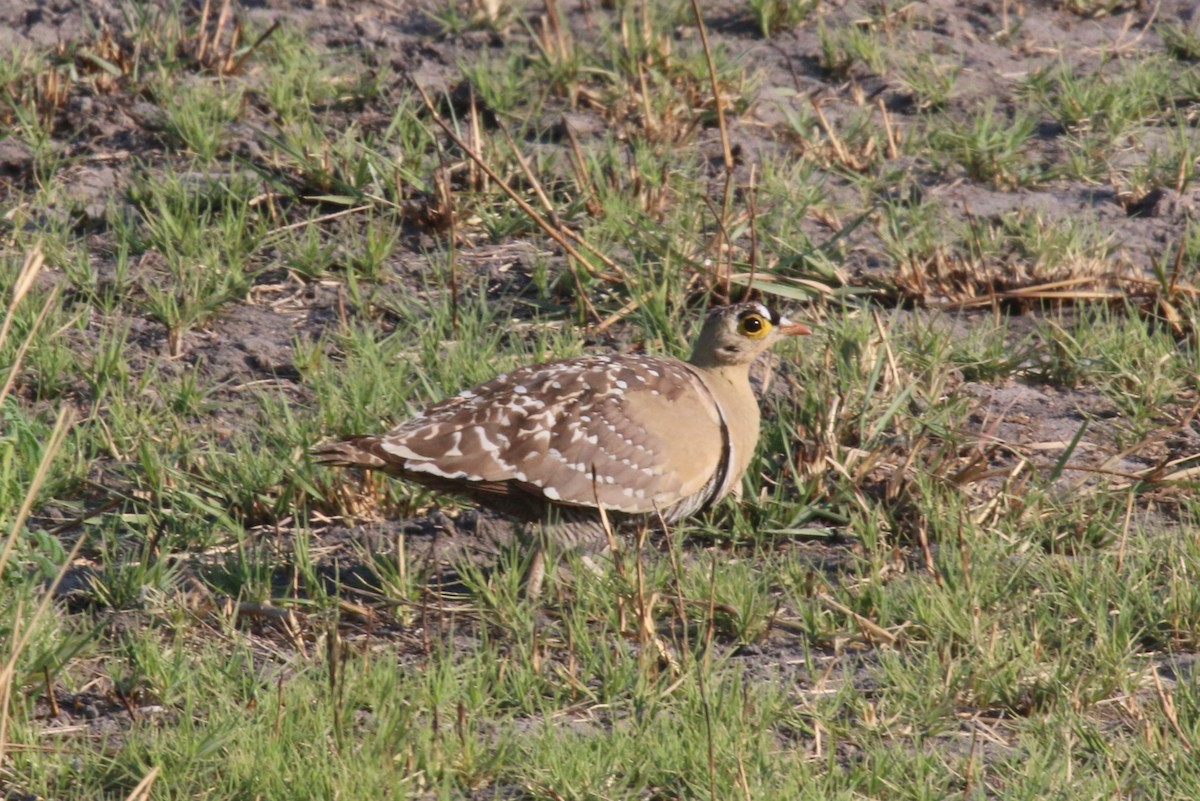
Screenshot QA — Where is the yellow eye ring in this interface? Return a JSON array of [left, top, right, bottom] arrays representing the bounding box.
[[738, 313, 771, 339]]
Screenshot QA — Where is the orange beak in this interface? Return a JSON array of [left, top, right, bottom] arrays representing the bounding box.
[[778, 319, 813, 336]]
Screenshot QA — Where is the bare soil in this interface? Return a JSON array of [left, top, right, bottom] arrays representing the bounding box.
[[4, 0, 1198, 780]]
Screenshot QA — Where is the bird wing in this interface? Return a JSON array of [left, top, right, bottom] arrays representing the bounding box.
[[371, 354, 728, 514]]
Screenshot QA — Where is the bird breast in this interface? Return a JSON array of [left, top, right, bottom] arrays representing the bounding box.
[[688, 364, 762, 504]]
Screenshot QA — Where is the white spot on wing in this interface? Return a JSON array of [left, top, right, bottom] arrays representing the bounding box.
[[381, 441, 423, 460], [406, 462, 465, 480], [474, 426, 501, 455]]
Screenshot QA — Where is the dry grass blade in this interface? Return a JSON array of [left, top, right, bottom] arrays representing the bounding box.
[[656, 507, 692, 663], [411, 79, 625, 292], [700, 557, 718, 801], [592, 467, 625, 583], [0, 297, 58, 412], [495, 124, 625, 279], [562, 120, 601, 216], [810, 96, 858, 170], [877, 97, 900, 159], [0, 407, 73, 581], [1153, 670, 1194, 753], [688, 0, 732, 171], [0, 246, 69, 578], [0, 244, 79, 768], [230, 20, 280, 75], [191, 0, 277, 74], [594, 295, 643, 334], [1096, 396, 1200, 487], [818, 593, 898, 645], [195, 0, 213, 62], [0, 409, 81, 768], [0, 245, 50, 407], [0, 245, 44, 344], [124, 766, 161, 801], [943, 275, 1132, 309], [498, 126, 559, 227]]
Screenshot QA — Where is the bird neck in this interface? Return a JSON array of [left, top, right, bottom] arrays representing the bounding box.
[[690, 360, 751, 388], [690, 361, 761, 499]]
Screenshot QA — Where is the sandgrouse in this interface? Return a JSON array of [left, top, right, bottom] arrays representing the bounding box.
[[313, 302, 811, 595]]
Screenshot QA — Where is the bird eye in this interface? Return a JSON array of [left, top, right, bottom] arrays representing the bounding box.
[[738, 313, 770, 339]]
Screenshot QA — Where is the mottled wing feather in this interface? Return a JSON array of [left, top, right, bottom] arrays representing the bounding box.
[[371, 354, 726, 514]]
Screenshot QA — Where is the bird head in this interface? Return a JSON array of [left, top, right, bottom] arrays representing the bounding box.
[[688, 302, 812, 368]]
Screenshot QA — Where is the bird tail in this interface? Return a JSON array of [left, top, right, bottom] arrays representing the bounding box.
[[310, 436, 393, 470]]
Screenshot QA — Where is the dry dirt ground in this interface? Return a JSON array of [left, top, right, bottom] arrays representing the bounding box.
[[2, 0, 1200, 795], [3, 0, 1195, 500], [0, 0, 1193, 571]]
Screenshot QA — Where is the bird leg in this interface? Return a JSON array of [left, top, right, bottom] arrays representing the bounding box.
[[427, 507, 461, 538], [515, 521, 556, 599], [520, 518, 616, 598], [522, 545, 547, 600]]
